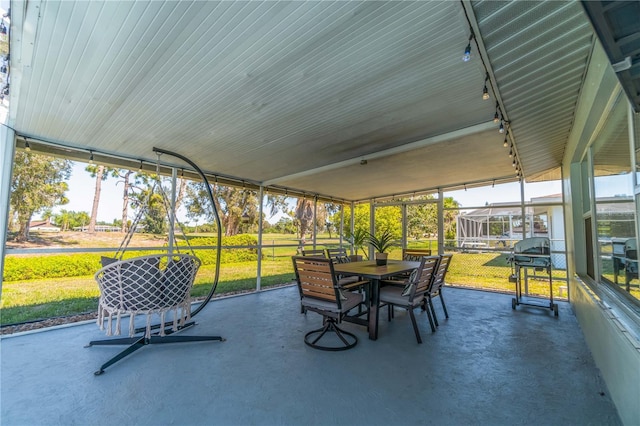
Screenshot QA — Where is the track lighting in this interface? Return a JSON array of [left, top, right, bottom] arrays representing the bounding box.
[[493, 103, 500, 123], [512, 159, 516, 168], [89, 151, 95, 165], [24, 141, 30, 152], [509, 149, 513, 158], [462, 32, 474, 62], [499, 121, 505, 134], [482, 73, 490, 100]]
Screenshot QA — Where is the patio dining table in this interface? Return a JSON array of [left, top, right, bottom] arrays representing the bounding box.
[[333, 259, 420, 340]]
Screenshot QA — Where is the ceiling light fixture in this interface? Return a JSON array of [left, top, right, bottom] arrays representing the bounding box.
[[499, 121, 505, 134], [493, 103, 500, 123], [509, 148, 513, 158], [24, 141, 30, 152], [503, 131, 509, 147], [89, 151, 95, 165], [462, 32, 474, 62], [482, 73, 490, 100]]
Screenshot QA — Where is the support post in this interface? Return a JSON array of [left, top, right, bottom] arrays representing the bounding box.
[[438, 188, 444, 255], [0, 125, 16, 296], [350, 201, 355, 256], [257, 186, 264, 291], [339, 203, 344, 248], [168, 167, 177, 257], [401, 203, 407, 250], [369, 201, 375, 260]]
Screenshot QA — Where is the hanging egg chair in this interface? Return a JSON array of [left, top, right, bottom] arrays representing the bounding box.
[[87, 148, 225, 375]]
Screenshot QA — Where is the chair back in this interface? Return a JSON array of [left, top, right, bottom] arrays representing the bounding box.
[[301, 249, 327, 258], [94, 254, 201, 337], [402, 248, 432, 261], [430, 254, 453, 293], [292, 256, 341, 306], [405, 256, 439, 301], [326, 247, 350, 263]]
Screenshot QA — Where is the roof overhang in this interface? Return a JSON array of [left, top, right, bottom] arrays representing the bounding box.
[[3, 1, 599, 201]]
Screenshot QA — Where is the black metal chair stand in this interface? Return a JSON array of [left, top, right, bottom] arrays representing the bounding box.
[[304, 317, 358, 351], [86, 321, 225, 375]]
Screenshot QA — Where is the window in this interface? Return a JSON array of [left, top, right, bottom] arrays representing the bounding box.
[[592, 94, 639, 302]]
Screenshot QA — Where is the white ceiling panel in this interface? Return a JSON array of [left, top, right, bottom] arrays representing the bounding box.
[[7, 1, 602, 200]]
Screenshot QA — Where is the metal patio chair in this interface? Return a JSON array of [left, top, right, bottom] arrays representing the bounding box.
[[292, 256, 367, 351], [378, 255, 439, 343], [424, 254, 453, 327]]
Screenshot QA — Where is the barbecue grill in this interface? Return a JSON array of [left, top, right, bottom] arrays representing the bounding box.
[[612, 238, 638, 292], [507, 237, 558, 316]]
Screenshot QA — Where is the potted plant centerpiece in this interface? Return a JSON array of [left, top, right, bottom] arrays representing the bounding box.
[[345, 228, 369, 261], [367, 230, 397, 266]]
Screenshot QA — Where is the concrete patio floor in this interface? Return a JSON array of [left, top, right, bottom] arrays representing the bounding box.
[[1, 286, 621, 425]]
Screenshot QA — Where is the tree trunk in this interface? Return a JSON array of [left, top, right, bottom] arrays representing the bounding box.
[[15, 212, 33, 242], [225, 215, 237, 236], [175, 178, 187, 210], [120, 170, 132, 232], [296, 199, 313, 239], [88, 165, 104, 233]]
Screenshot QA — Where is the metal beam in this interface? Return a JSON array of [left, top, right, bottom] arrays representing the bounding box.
[[262, 122, 497, 186]]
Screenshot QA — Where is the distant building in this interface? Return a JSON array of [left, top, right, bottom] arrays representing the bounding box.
[[29, 218, 60, 232], [456, 194, 566, 268]]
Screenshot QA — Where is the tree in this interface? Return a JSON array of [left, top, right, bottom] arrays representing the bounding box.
[[185, 182, 258, 236], [52, 209, 90, 231], [10, 152, 72, 241], [86, 164, 107, 233], [330, 197, 460, 246], [116, 169, 135, 233], [295, 198, 314, 239]]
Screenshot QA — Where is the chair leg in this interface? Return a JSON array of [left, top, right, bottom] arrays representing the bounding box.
[[439, 292, 449, 319], [89, 322, 225, 375], [408, 309, 422, 344], [424, 299, 436, 332], [429, 297, 439, 327], [304, 318, 357, 351], [92, 336, 147, 375]]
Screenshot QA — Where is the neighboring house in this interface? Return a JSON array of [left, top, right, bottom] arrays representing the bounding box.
[[29, 218, 60, 233], [71, 225, 122, 232], [456, 194, 566, 268]]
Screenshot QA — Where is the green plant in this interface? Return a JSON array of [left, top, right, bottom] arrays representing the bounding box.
[[366, 230, 397, 253], [344, 228, 369, 259]]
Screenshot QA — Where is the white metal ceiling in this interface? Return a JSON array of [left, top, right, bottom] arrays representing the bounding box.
[[471, 0, 594, 182], [7, 1, 600, 201]]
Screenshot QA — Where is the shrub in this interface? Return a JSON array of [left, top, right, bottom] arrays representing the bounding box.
[[3, 235, 261, 282]]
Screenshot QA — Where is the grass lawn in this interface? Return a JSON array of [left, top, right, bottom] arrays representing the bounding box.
[[1, 232, 578, 326]]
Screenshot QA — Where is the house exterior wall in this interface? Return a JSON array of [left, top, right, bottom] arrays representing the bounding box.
[[563, 44, 640, 425]]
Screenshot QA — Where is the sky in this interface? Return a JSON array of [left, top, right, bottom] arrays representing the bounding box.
[[50, 160, 567, 225]]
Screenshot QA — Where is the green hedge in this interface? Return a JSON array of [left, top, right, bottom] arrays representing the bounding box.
[[3, 235, 259, 282]]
